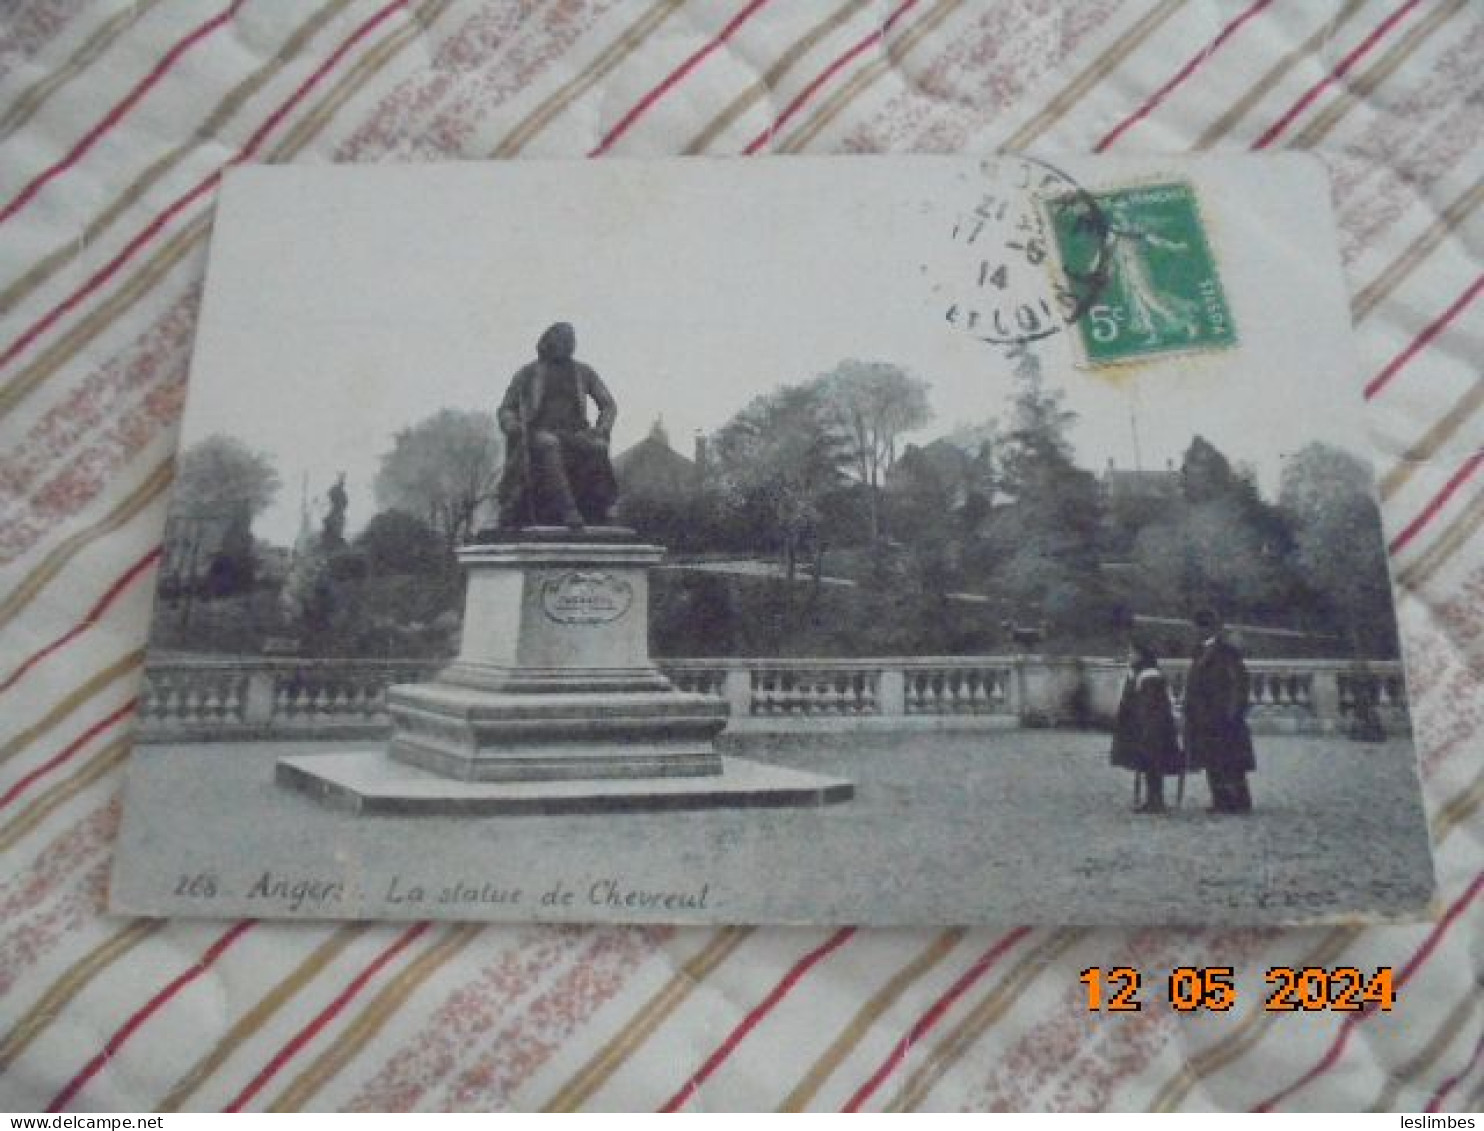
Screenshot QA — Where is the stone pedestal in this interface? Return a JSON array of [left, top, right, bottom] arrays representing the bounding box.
[[278, 529, 851, 814], [388, 534, 728, 782]]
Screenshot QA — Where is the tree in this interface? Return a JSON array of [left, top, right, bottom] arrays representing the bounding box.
[[997, 343, 1077, 496], [172, 434, 280, 520], [711, 382, 847, 587], [1131, 496, 1290, 617], [977, 344, 1107, 636], [816, 361, 933, 486], [373, 409, 501, 548], [814, 360, 932, 541], [1124, 436, 1301, 624], [882, 444, 955, 550], [1280, 442, 1397, 656], [354, 509, 454, 577], [170, 435, 281, 598], [942, 418, 1001, 515]]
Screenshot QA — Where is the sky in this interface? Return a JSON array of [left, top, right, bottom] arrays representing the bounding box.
[[185, 155, 1371, 546]]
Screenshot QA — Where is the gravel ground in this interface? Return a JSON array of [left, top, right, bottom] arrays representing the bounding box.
[[114, 730, 1436, 926]]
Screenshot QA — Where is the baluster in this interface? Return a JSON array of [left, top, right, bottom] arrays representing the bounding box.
[[755, 670, 775, 716], [201, 678, 221, 721], [820, 672, 838, 716], [964, 669, 980, 714], [181, 679, 201, 723], [966, 669, 985, 714], [149, 674, 168, 720], [329, 678, 348, 719]]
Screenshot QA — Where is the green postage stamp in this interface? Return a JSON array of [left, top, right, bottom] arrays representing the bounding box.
[[1045, 179, 1237, 367]]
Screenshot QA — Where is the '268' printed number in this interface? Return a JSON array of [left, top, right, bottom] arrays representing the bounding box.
[[174, 871, 219, 899]]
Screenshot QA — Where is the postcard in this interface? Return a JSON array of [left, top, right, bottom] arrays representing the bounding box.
[[110, 154, 1435, 925]]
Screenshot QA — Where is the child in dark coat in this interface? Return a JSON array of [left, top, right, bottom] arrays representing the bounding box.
[[1110, 643, 1184, 813]]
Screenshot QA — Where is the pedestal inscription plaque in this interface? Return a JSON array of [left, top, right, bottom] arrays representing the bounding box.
[[278, 531, 852, 813]]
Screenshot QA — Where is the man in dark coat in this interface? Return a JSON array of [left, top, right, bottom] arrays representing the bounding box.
[[495, 322, 619, 530], [1110, 643, 1184, 812], [1184, 608, 1255, 814]]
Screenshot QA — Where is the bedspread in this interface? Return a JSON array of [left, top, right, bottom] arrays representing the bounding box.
[[0, 0, 1480, 1113]]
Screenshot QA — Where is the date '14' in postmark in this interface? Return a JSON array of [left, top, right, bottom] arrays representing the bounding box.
[[1044, 179, 1237, 367]]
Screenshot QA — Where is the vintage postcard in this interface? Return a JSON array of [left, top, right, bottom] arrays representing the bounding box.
[[111, 154, 1436, 926]]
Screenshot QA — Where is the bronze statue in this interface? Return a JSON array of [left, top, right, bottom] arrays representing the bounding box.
[[495, 322, 619, 530]]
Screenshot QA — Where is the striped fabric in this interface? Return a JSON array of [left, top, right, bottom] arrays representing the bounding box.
[[0, 0, 1479, 1112]]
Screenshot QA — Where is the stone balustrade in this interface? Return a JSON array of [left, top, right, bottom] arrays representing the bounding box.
[[136, 655, 1409, 740], [140, 659, 440, 740]]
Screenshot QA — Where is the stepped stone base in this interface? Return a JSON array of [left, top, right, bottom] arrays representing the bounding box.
[[279, 532, 854, 816], [277, 750, 853, 816], [387, 682, 729, 782]]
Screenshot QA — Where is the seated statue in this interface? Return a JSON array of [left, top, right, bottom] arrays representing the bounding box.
[[495, 322, 619, 530]]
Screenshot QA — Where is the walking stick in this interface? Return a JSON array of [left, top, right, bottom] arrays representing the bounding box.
[[1176, 738, 1188, 809]]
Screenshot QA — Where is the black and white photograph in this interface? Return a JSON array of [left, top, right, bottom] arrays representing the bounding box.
[[111, 154, 1436, 926]]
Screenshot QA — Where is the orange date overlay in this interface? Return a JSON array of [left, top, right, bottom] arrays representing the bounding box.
[[1080, 966, 1396, 1013]]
